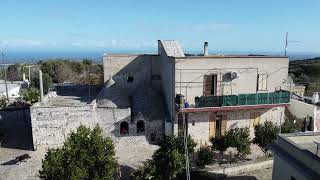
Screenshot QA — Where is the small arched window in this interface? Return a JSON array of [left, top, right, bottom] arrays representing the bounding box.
[[120, 121, 129, 135], [137, 120, 145, 133]]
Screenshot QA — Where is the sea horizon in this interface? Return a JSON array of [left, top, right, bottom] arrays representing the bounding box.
[[2, 49, 320, 63]]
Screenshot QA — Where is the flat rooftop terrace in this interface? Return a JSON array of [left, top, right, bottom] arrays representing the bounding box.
[[35, 85, 103, 107], [285, 133, 320, 156]]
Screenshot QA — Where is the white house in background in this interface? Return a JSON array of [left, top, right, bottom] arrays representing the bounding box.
[[0, 80, 25, 98]]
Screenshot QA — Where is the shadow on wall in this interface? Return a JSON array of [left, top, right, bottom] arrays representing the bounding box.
[[97, 55, 162, 108], [97, 55, 166, 144], [0, 109, 33, 150]]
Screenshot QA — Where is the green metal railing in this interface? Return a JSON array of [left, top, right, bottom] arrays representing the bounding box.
[[195, 91, 290, 108]]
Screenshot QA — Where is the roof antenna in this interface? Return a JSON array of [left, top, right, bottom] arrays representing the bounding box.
[[284, 32, 301, 56]]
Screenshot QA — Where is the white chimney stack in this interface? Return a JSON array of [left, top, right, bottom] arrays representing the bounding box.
[[203, 42, 209, 56], [312, 92, 319, 104]]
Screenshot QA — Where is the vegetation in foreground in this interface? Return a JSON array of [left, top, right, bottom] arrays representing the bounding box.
[[131, 135, 197, 180], [40, 125, 119, 180]]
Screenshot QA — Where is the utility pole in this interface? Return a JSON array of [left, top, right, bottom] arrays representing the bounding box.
[[2, 52, 9, 102], [39, 70, 44, 102], [28, 65, 31, 84]]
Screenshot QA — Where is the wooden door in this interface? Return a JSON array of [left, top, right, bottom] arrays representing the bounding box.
[[209, 112, 216, 138], [204, 75, 213, 96]]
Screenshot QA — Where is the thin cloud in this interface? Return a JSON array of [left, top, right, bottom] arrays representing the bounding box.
[[0, 38, 42, 47]]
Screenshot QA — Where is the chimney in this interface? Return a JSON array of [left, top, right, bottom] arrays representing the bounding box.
[[312, 92, 319, 104], [39, 70, 44, 102], [203, 42, 209, 56]]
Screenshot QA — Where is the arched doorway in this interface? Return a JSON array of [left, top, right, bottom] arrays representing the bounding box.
[[136, 120, 145, 133], [120, 121, 129, 135]]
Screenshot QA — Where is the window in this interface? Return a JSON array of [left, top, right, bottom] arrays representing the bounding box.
[[137, 120, 145, 133], [257, 74, 268, 91], [203, 74, 217, 96], [127, 76, 134, 83], [120, 121, 129, 135]]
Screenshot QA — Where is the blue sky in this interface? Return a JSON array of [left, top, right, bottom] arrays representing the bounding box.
[[0, 0, 319, 54]]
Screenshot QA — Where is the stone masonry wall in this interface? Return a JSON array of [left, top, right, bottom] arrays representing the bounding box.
[[31, 104, 164, 149], [31, 104, 96, 150]]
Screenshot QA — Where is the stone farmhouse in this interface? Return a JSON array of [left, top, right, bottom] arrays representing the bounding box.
[[30, 40, 291, 149]]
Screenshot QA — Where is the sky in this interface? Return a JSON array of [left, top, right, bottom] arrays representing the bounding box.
[[0, 0, 319, 56]]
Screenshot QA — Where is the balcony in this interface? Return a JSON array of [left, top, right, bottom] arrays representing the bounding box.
[[195, 91, 290, 108]]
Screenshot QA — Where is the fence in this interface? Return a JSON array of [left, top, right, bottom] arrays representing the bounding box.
[[195, 91, 290, 108]]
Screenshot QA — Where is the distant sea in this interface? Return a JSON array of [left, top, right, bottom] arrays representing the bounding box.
[[3, 50, 320, 64]]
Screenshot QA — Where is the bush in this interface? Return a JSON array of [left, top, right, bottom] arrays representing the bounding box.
[[40, 125, 119, 180], [131, 135, 196, 180], [253, 121, 279, 154], [226, 128, 251, 157], [197, 146, 214, 168], [210, 136, 230, 154], [153, 148, 185, 179], [21, 87, 39, 103], [130, 162, 155, 180]]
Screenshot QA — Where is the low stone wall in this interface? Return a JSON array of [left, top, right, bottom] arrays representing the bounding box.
[[31, 104, 96, 150], [31, 103, 164, 149]]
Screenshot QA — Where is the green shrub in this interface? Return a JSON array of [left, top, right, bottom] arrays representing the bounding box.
[[21, 87, 39, 104], [253, 121, 279, 154], [40, 125, 119, 180], [210, 136, 230, 154], [153, 148, 185, 180], [226, 128, 251, 157], [131, 135, 197, 180], [197, 146, 214, 168], [130, 162, 155, 180]]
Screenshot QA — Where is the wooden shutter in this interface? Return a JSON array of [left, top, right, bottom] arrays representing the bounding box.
[[221, 115, 228, 136], [209, 113, 216, 138], [258, 74, 268, 91], [204, 75, 213, 96]]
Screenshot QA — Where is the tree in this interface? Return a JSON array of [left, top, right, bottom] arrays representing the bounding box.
[[226, 128, 251, 157], [40, 125, 119, 180], [253, 121, 279, 155], [21, 87, 39, 104]]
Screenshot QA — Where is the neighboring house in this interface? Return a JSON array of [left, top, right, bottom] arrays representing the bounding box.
[[289, 94, 320, 132], [0, 80, 25, 98], [101, 40, 290, 145], [271, 132, 320, 180]]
